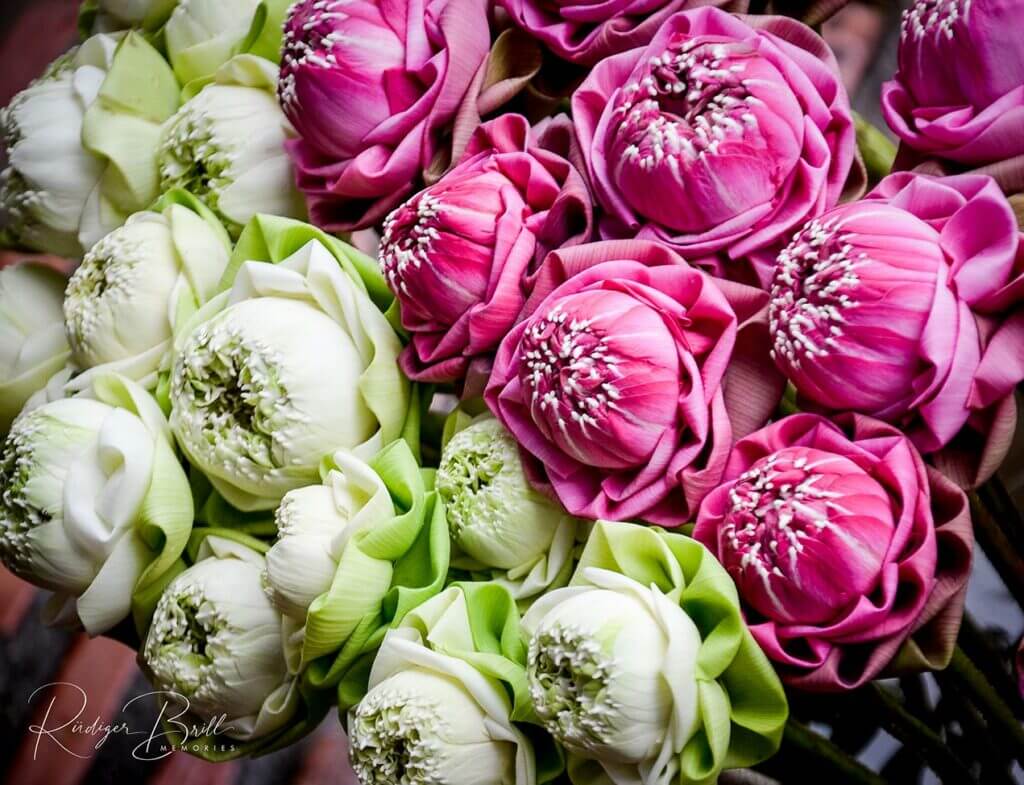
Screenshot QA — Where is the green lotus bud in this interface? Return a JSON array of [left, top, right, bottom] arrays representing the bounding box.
[[141, 542, 297, 741], [63, 202, 230, 391], [0, 375, 192, 634], [158, 56, 304, 237], [524, 568, 702, 768], [437, 414, 581, 603], [349, 586, 539, 785], [0, 263, 71, 432], [169, 236, 409, 511]]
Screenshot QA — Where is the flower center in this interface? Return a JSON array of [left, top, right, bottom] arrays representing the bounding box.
[[159, 112, 232, 218], [379, 193, 445, 299], [520, 303, 624, 438], [279, 0, 356, 112], [0, 414, 49, 575], [902, 0, 970, 40], [528, 624, 617, 749], [722, 449, 860, 592], [613, 38, 759, 170], [769, 218, 866, 369], [144, 583, 223, 697], [437, 422, 522, 541], [349, 690, 446, 785], [64, 231, 144, 354], [172, 321, 292, 474]]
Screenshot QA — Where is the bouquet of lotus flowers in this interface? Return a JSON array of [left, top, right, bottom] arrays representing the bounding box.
[[3, 0, 1024, 783]]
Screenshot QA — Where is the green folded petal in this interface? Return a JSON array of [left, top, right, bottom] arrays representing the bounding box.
[[81, 32, 180, 232], [562, 521, 788, 785]]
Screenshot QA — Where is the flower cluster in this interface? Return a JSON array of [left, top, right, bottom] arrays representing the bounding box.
[[1, 0, 1022, 782]]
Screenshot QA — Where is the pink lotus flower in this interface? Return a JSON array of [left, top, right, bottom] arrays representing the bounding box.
[[498, 0, 746, 66], [380, 113, 593, 394], [484, 239, 784, 525], [882, 0, 1024, 189], [572, 7, 859, 286], [770, 171, 1024, 488], [693, 413, 973, 692], [280, 0, 490, 231]]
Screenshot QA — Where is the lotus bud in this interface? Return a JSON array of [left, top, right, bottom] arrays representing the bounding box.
[[0, 263, 71, 432], [0, 377, 192, 634], [158, 56, 305, 237], [437, 414, 580, 602], [141, 547, 297, 741], [169, 237, 408, 511], [63, 202, 231, 390]]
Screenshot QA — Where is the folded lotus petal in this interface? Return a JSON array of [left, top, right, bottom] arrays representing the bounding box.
[[693, 412, 973, 691]]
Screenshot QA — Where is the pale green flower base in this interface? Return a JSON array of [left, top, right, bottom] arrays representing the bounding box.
[[564, 522, 789, 785]]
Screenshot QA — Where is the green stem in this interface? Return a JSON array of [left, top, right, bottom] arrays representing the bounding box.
[[779, 720, 886, 785], [864, 684, 980, 785], [968, 493, 1024, 610], [958, 613, 1023, 714], [944, 646, 1024, 762]]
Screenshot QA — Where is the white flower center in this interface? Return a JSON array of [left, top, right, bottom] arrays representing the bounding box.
[[521, 304, 624, 437], [769, 218, 866, 369], [63, 231, 145, 354], [159, 110, 233, 219], [0, 414, 47, 574], [279, 0, 359, 112], [349, 689, 447, 785], [379, 193, 445, 298], [614, 39, 759, 169], [723, 450, 855, 595], [902, 0, 971, 40], [528, 623, 618, 750]]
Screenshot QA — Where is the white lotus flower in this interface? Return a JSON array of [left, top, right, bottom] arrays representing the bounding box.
[[437, 414, 581, 603], [141, 538, 297, 741], [263, 451, 393, 621], [165, 0, 267, 85], [158, 56, 305, 236], [169, 238, 408, 511], [0, 376, 191, 634], [523, 568, 703, 776], [349, 588, 536, 785], [0, 36, 116, 256], [0, 263, 71, 431], [63, 204, 231, 391]]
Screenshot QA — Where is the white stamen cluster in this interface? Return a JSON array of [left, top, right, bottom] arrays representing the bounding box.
[[901, 0, 971, 41], [613, 39, 759, 170], [144, 582, 225, 699], [63, 230, 145, 352], [722, 451, 854, 597], [0, 414, 46, 575], [769, 219, 867, 369], [521, 304, 623, 436], [279, 0, 353, 113], [349, 689, 446, 785], [378, 193, 444, 299], [528, 624, 618, 749], [436, 421, 521, 540], [159, 109, 234, 219], [172, 322, 299, 480], [0, 94, 41, 241]]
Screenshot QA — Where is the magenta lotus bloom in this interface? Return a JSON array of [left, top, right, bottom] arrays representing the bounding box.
[[572, 7, 859, 286], [498, 0, 745, 66], [484, 239, 784, 525], [694, 413, 973, 692], [380, 113, 593, 394], [280, 0, 490, 230], [882, 0, 1024, 183], [770, 171, 1024, 488]]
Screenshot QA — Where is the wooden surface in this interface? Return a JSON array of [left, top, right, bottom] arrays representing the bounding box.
[[0, 3, 894, 784]]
